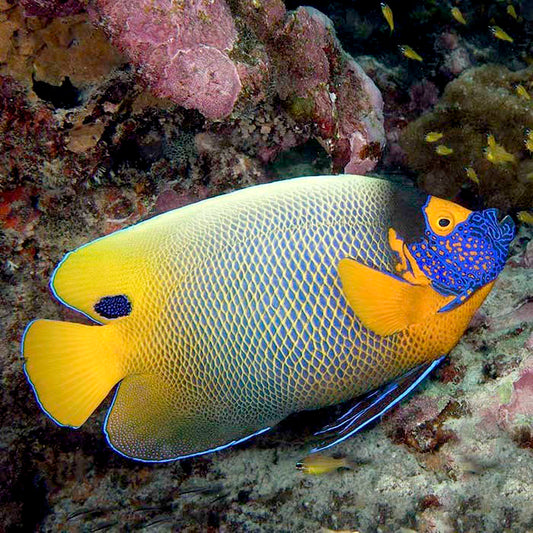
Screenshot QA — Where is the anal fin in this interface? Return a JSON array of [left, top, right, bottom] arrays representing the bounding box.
[[312, 356, 445, 452]]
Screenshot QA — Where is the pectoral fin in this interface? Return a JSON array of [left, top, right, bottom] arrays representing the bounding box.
[[338, 258, 451, 336]]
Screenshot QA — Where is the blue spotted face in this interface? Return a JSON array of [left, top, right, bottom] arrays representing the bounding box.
[[407, 197, 515, 311]]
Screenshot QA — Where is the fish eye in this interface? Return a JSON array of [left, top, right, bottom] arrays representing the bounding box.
[[430, 210, 456, 236]]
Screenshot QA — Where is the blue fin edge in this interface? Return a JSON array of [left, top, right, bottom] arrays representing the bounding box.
[[20, 319, 81, 430]]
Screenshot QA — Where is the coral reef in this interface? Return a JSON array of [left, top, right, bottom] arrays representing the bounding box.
[[90, 0, 385, 172], [0, 0, 532, 531], [400, 64, 533, 211], [91, 0, 240, 120], [0, 4, 123, 89]]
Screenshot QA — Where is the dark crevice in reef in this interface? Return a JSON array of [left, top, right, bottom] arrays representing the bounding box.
[[32, 75, 81, 109]]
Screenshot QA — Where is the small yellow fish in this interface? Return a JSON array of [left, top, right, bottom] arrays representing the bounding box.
[[381, 3, 394, 32], [524, 129, 533, 152], [517, 211, 533, 224], [425, 132, 444, 143], [296, 454, 354, 475], [490, 26, 514, 43], [451, 7, 467, 25], [400, 45, 423, 62], [465, 167, 479, 184], [515, 84, 531, 100], [507, 4, 518, 20], [485, 134, 516, 164], [435, 144, 454, 156]]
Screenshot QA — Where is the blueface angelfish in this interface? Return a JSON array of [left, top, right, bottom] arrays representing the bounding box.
[[22, 175, 515, 462]]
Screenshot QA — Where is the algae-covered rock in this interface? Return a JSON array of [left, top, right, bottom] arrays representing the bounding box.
[[400, 64, 533, 211]]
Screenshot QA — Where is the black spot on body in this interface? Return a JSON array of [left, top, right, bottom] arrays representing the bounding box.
[[94, 295, 131, 319]]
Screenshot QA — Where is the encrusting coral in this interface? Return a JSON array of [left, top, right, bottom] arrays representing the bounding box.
[[400, 64, 533, 211], [90, 0, 385, 173], [0, 3, 123, 90]]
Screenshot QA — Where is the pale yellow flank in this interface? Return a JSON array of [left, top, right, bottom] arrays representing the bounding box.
[[465, 166, 480, 185], [425, 131, 443, 143], [490, 25, 514, 42], [400, 45, 423, 62], [435, 144, 454, 156], [296, 454, 354, 475], [517, 211, 533, 224], [525, 129, 533, 152], [381, 3, 394, 32], [515, 84, 531, 100]]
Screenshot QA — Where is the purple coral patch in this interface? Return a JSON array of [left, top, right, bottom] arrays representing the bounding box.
[[157, 47, 241, 119], [21, 0, 85, 17], [93, 0, 239, 119]]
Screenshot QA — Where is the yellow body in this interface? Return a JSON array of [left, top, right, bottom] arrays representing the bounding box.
[[485, 134, 516, 164], [507, 5, 518, 20], [435, 145, 453, 156], [517, 211, 533, 224], [381, 3, 394, 32], [451, 7, 467, 25], [23, 175, 497, 461], [424, 132, 443, 143], [465, 167, 480, 185], [525, 130, 533, 153], [515, 84, 530, 100], [490, 26, 514, 42], [400, 45, 423, 62], [296, 454, 353, 475]]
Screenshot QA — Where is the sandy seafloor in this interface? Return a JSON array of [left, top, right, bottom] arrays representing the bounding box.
[[1, 205, 532, 532]]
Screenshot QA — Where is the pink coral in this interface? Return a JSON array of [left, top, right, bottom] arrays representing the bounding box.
[[271, 7, 384, 173], [89, 1, 384, 170], [92, 0, 240, 119]]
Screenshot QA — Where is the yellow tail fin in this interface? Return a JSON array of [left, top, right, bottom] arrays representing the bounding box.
[[22, 320, 127, 428]]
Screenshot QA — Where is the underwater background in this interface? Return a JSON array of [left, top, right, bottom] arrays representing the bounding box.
[[0, 0, 532, 531]]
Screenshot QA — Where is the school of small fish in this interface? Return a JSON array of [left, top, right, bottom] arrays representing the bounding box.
[[381, 2, 520, 64]]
